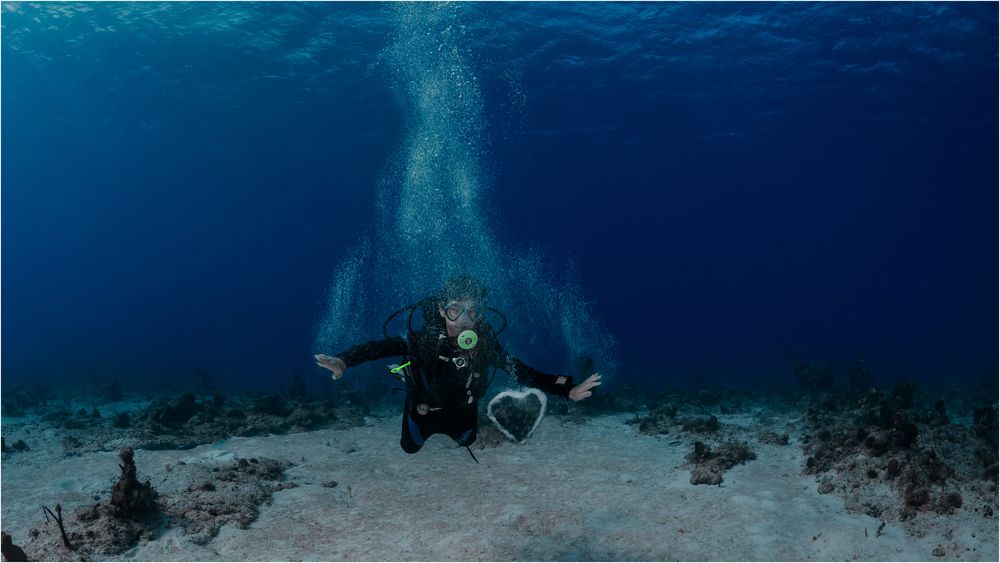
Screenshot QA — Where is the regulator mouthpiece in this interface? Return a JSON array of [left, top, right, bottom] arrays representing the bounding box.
[[457, 329, 478, 350]]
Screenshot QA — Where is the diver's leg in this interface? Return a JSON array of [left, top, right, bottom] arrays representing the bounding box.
[[400, 415, 426, 454], [447, 406, 479, 447], [452, 426, 477, 447], [399, 396, 426, 454]]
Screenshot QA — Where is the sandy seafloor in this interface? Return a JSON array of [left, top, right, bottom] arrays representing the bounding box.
[[1, 403, 997, 562]]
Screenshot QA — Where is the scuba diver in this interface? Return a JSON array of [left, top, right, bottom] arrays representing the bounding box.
[[314, 276, 602, 461]]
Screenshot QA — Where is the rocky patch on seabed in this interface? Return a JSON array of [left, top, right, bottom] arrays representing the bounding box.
[[12, 447, 295, 560], [2, 391, 370, 457], [799, 383, 998, 546], [623, 376, 998, 554]]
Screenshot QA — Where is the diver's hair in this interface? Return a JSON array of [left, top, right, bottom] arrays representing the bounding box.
[[439, 275, 489, 304]]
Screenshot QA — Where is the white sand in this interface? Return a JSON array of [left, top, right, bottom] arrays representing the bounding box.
[[2, 412, 997, 561]]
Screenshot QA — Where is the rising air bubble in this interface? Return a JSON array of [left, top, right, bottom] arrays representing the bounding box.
[[314, 3, 617, 382]]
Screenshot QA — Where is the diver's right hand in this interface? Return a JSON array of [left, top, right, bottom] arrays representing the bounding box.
[[314, 354, 347, 380]]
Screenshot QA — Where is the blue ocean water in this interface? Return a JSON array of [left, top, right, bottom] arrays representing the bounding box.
[[2, 2, 997, 397]]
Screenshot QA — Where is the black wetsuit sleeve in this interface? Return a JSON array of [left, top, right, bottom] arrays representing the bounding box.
[[495, 347, 575, 398], [334, 337, 408, 368]]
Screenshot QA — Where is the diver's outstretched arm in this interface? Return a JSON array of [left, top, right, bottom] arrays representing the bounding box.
[[314, 354, 347, 380], [315, 336, 409, 380], [569, 373, 602, 402]]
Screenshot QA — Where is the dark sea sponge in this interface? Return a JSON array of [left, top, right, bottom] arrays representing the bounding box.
[[146, 393, 202, 427], [685, 441, 757, 486]]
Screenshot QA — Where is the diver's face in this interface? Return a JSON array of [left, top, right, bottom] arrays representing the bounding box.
[[439, 299, 482, 337]]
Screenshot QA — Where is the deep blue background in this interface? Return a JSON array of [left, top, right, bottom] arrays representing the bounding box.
[[2, 2, 997, 394]]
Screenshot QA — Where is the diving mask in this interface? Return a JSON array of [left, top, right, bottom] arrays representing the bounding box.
[[444, 302, 483, 322]]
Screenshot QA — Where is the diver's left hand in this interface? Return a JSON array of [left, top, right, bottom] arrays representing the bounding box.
[[569, 373, 602, 402]]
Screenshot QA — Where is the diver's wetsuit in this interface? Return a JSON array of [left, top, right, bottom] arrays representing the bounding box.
[[335, 322, 574, 453]]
